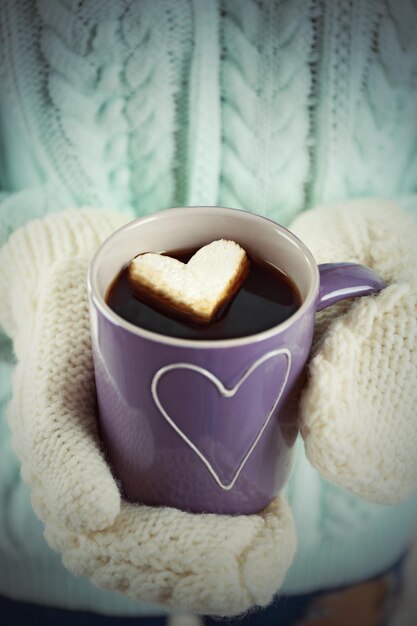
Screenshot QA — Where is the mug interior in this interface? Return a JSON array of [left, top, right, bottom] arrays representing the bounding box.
[[89, 206, 318, 344]]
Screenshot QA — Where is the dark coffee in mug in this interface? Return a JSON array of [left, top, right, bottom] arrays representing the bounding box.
[[106, 247, 300, 340]]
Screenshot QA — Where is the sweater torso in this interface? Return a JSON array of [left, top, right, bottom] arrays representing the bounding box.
[[1, 0, 416, 223]]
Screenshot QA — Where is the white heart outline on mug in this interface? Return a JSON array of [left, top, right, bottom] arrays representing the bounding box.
[[151, 348, 291, 491]]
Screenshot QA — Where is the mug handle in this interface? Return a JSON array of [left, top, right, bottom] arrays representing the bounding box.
[[317, 263, 386, 312]]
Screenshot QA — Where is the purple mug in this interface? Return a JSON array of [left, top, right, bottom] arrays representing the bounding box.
[[88, 206, 385, 514]]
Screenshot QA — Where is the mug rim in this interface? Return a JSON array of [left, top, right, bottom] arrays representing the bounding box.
[[87, 206, 320, 348]]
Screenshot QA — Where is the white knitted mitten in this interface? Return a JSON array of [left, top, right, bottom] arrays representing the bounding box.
[[290, 198, 417, 504], [0, 209, 296, 617]]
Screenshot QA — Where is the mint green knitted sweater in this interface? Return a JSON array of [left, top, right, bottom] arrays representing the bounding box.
[[1, 0, 417, 616]]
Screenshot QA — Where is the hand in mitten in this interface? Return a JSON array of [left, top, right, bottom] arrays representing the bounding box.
[[291, 197, 417, 504], [0, 209, 296, 617]]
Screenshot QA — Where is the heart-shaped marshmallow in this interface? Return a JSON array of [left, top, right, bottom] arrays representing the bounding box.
[[128, 240, 249, 323]]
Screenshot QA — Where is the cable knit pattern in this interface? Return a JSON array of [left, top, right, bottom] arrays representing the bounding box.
[[38, 0, 113, 204], [120, 0, 178, 213], [218, 0, 312, 223], [355, 0, 417, 196], [1, 0, 187, 212], [291, 198, 417, 503], [161, 0, 193, 206], [186, 0, 221, 205], [309, 0, 417, 206]]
